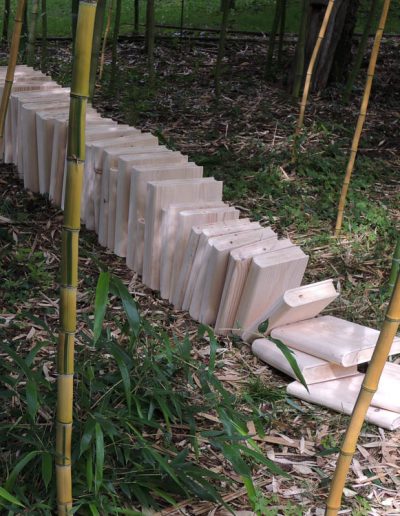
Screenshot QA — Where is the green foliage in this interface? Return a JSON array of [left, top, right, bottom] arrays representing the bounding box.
[[0, 272, 285, 514]]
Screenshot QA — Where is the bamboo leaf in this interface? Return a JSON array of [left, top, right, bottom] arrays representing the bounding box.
[[5, 451, 41, 491], [26, 380, 38, 420], [94, 423, 104, 495], [271, 337, 309, 392], [80, 418, 96, 457], [0, 487, 24, 507], [110, 276, 140, 334], [86, 449, 94, 492], [94, 271, 110, 344], [41, 452, 52, 490], [88, 502, 101, 516], [108, 341, 131, 414]]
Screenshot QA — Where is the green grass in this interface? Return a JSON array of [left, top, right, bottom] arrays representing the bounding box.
[[1, 0, 400, 38]]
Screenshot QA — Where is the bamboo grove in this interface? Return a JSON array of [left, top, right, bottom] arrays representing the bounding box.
[[0, 1, 398, 514]]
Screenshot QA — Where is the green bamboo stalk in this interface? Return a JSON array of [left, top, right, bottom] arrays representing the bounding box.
[[296, 0, 335, 134], [343, 0, 379, 103], [56, 1, 97, 514], [89, 0, 107, 101], [326, 272, 400, 514], [388, 237, 400, 293], [27, 0, 40, 67], [2, 0, 11, 44], [0, 0, 27, 145], [277, 0, 287, 66], [266, 0, 282, 74], [71, 0, 79, 50], [99, 0, 113, 80], [41, 0, 48, 72], [145, 0, 155, 84], [292, 0, 308, 99], [180, 0, 185, 41], [335, 0, 391, 236], [214, 0, 231, 99], [111, 0, 122, 85], [21, 1, 29, 58]]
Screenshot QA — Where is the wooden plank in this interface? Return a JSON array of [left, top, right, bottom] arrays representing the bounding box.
[[252, 338, 358, 384], [168, 206, 240, 305], [83, 131, 157, 230], [126, 163, 203, 273], [159, 203, 230, 299], [113, 150, 186, 253], [180, 219, 259, 311], [271, 316, 400, 366], [143, 179, 223, 291], [287, 376, 400, 431], [260, 280, 339, 335], [191, 228, 275, 323], [215, 237, 296, 336], [235, 246, 309, 341], [97, 147, 172, 247]]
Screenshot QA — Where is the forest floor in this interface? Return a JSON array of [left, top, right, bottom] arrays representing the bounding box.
[[1, 35, 400, 514]]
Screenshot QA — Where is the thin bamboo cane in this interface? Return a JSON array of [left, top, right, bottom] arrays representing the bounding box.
[[2, 0, 11, 44], [325, 272, 400, 515], [388, 237, 400, 293], [27, 0, 40, 66], [343, 0, 379, 103], [266, 0, 281, 74], [214, 0, 231, 99], [292, 0, 308, 100], [99, 0, 114, 80], [0, 0, 27, 145], [41, 0, 48, 72], [180, 0, 185, 41], [277, 0, 286, 66], [334, 0, 391, 237], [134, 0, 139, 34], [145, 0, 155, 84], [89, 0, 106, 100], [56, 1, 97, 514], [296, 0, 335, 134]]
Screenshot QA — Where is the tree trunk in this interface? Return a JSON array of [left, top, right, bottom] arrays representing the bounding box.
[[134, 0, 139, 34], [266, 0, 282, 74], [214, 0, 231, 98], [41, 0, 48, 71], [27, 0, 40, 66], [291, 0, 309, 98], [277, 0, 287, 65], [145, 0, 155, 84]]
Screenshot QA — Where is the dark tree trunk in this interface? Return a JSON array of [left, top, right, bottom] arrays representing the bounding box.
[[289, 0, 360, 93]]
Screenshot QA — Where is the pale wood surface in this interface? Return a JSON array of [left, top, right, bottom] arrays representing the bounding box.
[[169, 206, 240, 306], [252, 338, 358, 384], [271, 315, 400, 366], [236, 246, 309, 341], [180, 219, 258, 311], [261, 279, 338, 335], [287, 376, 400, 431], [159, 202, 227, 300], [143, 179, 223, 290], [197, 228, 277, 325], [215, 237, 296, 335], [126, 164, 203, 273]]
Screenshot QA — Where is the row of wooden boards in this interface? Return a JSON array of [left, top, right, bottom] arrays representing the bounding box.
[[3, 66, 400, 430]]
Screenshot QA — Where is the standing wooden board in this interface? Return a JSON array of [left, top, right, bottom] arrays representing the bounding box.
[[126, 163, 203, 273], [143, 178, 223, 291], [235, 246, 309, 341], [214, 237, 296, 335]]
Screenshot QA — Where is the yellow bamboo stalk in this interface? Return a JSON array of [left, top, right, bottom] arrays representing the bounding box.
[[334, 0, 391, 237], [56, 1, 97, 514], [0, 0, 27, 143], [326, 272, 400, 515], [296, 0, 335, 134]]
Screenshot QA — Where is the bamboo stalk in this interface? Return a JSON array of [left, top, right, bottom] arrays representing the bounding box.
[[41, 0, 48, 72], [2, 0, 11, 44], [99, 0, 114, 80], [266, 0, 282, 74], [145, 0, 155, 84], [343, 0, 379, 103], [134, 0, 139, 34], [326, 272, 400, 515], [56, 1, 97, 514], [334, 0, 391, 237], [111, 0, 122, 86], [296, 0, 335, 134], [214, 0, 231, 99], [27, 0, 40, 66], [180, 0, 185, 41], [277, 0, 286, 66], [0, 0, 27, 145], [292, 0, 308, 99], [388, 237, 400, 293], [89, 0, 106, 100]]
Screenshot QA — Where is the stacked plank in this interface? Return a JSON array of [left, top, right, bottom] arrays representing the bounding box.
[[3, 66, 400, 429]]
